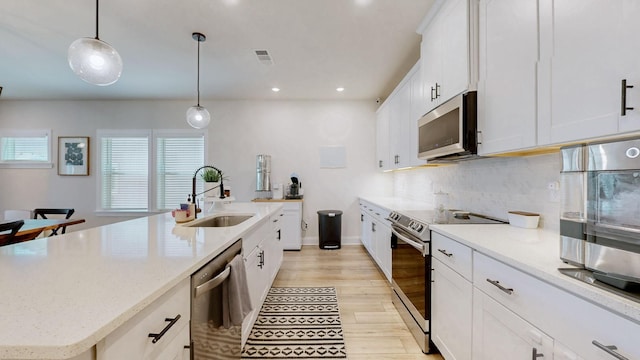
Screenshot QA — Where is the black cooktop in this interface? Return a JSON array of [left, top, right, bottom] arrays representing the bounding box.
[[446, 211, 507, 224]]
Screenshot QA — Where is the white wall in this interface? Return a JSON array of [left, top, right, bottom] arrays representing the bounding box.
[[0, 99, 391, 243], [393, 153, 561, 230]]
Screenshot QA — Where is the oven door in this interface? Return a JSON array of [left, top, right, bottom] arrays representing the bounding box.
[[391, 226, 430, 331]]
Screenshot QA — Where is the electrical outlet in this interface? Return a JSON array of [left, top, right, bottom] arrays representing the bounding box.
[[302, 221, 308, 231], [547, 181, 560, 202]]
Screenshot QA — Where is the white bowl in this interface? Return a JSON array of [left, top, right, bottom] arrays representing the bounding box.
[[508, 211, 540, 229]]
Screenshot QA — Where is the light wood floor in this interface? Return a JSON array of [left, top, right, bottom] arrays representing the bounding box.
[[272, 245, 444, 360]]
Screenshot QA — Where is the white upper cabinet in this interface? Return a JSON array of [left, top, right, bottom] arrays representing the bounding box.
[[419, 0, 477, 113], [477, 0, 538, 155], [389, 80, 412, 168], [537, 0, 640, 144], [375, 102, 391, 171], [376, 62, 426, 171]]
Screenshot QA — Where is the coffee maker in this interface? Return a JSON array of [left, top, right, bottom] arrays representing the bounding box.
[[285, 174, 303, 199]]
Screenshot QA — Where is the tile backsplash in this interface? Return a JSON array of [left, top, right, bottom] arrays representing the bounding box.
[[393, 153, 561, 231]]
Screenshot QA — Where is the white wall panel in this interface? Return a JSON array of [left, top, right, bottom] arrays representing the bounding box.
[[0, 99, 392, 242]]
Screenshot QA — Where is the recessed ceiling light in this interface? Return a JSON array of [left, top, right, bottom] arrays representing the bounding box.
[[355, 0, 373, 6], [272, 87, 280, 92], [336, 87, 345, 92]]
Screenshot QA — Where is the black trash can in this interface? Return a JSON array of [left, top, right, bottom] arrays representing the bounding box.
[[318, 210, 343, 249]]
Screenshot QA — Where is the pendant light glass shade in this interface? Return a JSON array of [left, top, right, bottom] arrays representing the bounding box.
[[68, 0, 122, 86], [68, 37, 122, 86], [187, 32, 210, 129], [186, 105, 211, 129]]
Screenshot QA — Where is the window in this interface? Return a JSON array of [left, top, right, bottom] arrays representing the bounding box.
[[97, 130, 205, 213], [155, 131, 205, 209], [0, 129, 53, 168]]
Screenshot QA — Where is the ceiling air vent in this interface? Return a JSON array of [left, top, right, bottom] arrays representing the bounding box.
[[254, 50, 274, 65]]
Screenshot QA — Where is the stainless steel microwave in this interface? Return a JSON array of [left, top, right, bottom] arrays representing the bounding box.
[[418, 91, 478, 162]]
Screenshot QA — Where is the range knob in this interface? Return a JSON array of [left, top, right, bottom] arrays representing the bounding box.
[[415, 224, 424, 232]]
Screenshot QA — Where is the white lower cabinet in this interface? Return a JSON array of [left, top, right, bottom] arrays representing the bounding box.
[[474, 251, 640, 360], [280, 201, 302, 250], [96, 278, 190, 360], [431, 231, 640, 360], [359, 201, 391, 282], [242, 217, 283, 346], [372, 218, 391, 282], [554, 342, 584, 360], [472, 287, 554, 360], [432, 258, 472, 360], [360, 208, 372, 252]]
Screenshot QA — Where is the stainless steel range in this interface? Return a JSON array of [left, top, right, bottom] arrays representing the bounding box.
[[389, 209, 504, 354]]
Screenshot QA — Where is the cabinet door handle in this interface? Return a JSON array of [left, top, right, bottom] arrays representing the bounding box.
[[379, 160, 383, 168], [621, 79, 634, 116], [486, 278, 514, 295], [431, 86, 436, 101], [148, 314, 181, 344], [477, 130, 483, 145], [257, 250, 265, 268], [277, 229, 281, 240], [372, 223, 376, 232], [361, 214, 364, 222], [531, 348, 544, 359], [592, 340, 629, 360], [435, 83, 441, 98], [437, 249, 453, 257]]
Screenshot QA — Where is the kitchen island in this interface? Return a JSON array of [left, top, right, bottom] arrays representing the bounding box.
[[0, 202, 283, 360]]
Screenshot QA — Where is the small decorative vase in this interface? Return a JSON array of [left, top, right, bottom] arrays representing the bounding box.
[[204, 181, 220, 196]]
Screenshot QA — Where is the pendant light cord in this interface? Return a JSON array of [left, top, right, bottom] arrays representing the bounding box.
[[197, 38, 201, 106], [95, 0, 100, 40]]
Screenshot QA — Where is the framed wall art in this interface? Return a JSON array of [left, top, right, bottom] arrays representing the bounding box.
[[58, 136, 89, 176]]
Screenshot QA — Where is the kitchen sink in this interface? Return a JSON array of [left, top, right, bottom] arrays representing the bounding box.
[[185, 214, 253, 227]]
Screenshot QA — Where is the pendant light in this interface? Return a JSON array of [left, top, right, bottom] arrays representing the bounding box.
[[68, 0, 123, 86], [186, 32, 211, 129]]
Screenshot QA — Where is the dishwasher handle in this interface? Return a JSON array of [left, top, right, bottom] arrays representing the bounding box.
[[195, 266, 230, 298]]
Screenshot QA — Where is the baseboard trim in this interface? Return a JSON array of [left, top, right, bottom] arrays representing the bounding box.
[[301, 236, 361, 246]]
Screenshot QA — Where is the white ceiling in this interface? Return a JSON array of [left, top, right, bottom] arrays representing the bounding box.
[[0, 0, 433, 101]]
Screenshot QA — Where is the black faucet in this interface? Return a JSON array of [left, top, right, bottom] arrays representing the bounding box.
[[192, 165, 225, 218]]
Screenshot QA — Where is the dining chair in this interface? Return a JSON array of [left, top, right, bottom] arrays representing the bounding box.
[[32, 208, 75, 235], [0, 220, 25, 247]]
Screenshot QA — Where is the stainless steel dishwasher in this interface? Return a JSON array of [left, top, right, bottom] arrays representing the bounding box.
[[190, 239, 243, 360]]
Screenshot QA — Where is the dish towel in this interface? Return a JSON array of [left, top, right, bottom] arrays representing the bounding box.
[[223, 254, 253, 328]]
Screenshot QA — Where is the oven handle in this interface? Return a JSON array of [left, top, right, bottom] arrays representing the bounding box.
[[391, 228, 426, 255]]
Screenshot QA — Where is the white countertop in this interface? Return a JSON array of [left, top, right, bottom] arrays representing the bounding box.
[[430, 224, 640, 324], [0, 202, 283, 360], [359, 196, 640, 324], [359, 196, 433, 213]]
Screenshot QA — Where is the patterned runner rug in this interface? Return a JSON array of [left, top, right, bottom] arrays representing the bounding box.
[[241, 287, 347, 359]]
